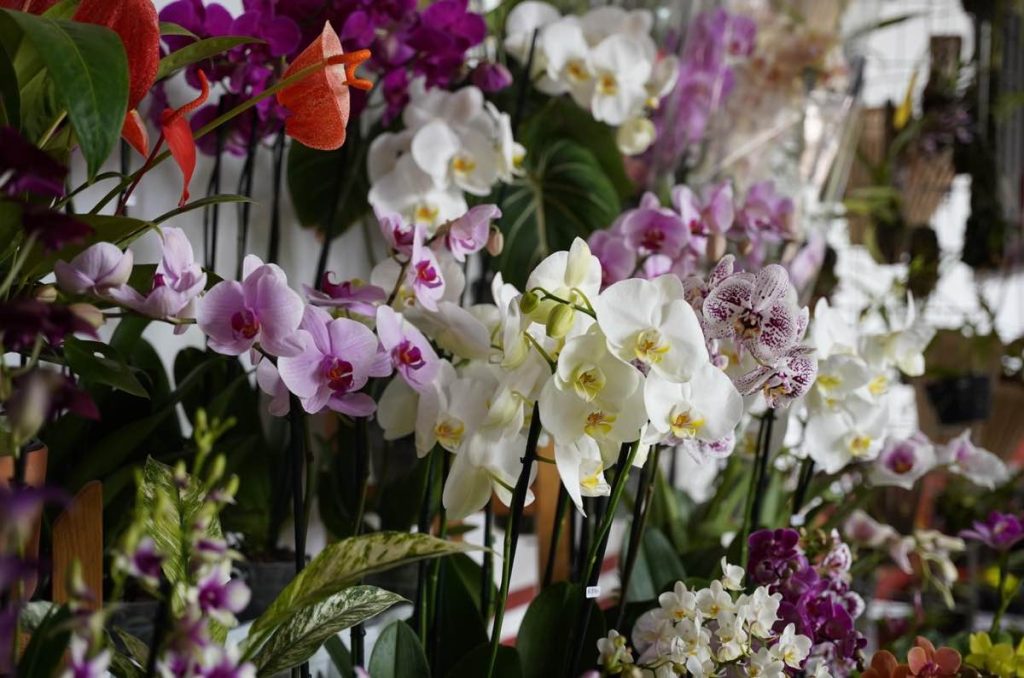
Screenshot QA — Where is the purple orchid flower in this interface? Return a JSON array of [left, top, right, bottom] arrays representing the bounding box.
[[588, 230, 636, 288], [0, 126, 67, 198], [6, 370, 98, 442], [0, 300, 96, 351], [0, 485, 66, 545], [21, 206, 93, 253], [304, 273, 387, 317], [443, 204, 500, 262], [66, 636, 111, 678], [407, 224, 445, 311], [703, 264, 804, 364], [195, 645, 255, 678], [55, 243, 134, 296], [748, 528, 805, 585], [735, 346, 818, 408], [194, 565, 251, 625], [277, 305, 391, 416], [620, 192, 689, 258], [869, 434, 936, 489], [197, 255, 304, 357], [378, 210, 415, 256], [940, 429, 1009, 489], [471, 62, 512, 93], [123, 537, 163, 588], [376, 305, 438, 392], [737, 181, 794, 244], [961, 511, 1024, 552], [672, 181, 735, 238]]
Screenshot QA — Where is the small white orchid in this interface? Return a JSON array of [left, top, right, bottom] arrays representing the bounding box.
[[643, 361, 743, 445], [525, 237, 603, 323], [720, 557, 745, 591], [771, 623, 811, 669]]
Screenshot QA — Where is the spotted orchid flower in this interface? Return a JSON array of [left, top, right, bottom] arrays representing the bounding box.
[[197, 255, 303, 357], [277, 305, 391, 416], [703, 264, 805, 365]]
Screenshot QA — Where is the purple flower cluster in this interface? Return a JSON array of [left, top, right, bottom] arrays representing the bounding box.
[[747, 528, 867, 676], [156, 0, 302, 155], [277, 0, 487, 124], [960, 511, 1024, 552], [642, 9, 757, 179]]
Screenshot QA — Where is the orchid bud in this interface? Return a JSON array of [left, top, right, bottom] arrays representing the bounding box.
[[224, 474, 240, 499], [519, 290, 539, 314], [35, 284, 58, 303], [207, 454, 226, 485], [546, 303, 575, 339], [486, 226, 504, 257], [70, 303, 105, 330]]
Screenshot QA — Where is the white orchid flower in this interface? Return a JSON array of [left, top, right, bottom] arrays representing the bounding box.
[[525, 237, 603, 322], [594, 275, 707, 382], [414, 361, 493, 456], [803, 395, 888, 473], [368, 154, 467, 232], [555, 325, 640, 403], [410, 119, 500, 196], [504, 1, 560, 63], [582, 34, 651, 125], [443, 430, 533, 520], [643, 361, 743, 445], [538, 18, 593, 97]]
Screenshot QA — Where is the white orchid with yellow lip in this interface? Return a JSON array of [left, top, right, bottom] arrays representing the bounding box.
[[643, 361, 743, 446]]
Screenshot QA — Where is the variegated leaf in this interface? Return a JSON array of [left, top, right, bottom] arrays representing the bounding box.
[[252, 586, 405, 676]]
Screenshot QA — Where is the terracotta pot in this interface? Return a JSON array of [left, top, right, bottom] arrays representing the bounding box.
[[0, 442, 48, 600]]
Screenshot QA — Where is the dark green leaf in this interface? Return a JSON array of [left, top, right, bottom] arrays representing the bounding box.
[[153, 193, 251, 225], [287, 138, 370, 238], [0, 10, 128, 177], [626, 527, 687, 602], [0, 34, 19, 128], [157, 36, 260, 81], [252, 586, 405, 675], [495, 139, 620, 288], [368, 620, 429, 678], [446, 642, 522, 678], [112, 627, 149, 670], [64, 336, 148, 397], [434, 560, 487, 676], [325, 636, 354, 675], [17, 604, 71, 678], [517, 582, 606, 678], [159, 21, 199, 39]]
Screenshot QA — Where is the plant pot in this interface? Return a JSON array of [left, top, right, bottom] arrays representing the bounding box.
[[109, 600, 160, 646], [238, 560, 296, 622], [0, 441, 48, 600], [924, 374, 992, 425]]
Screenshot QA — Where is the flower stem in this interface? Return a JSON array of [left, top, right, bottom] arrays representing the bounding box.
[[740, 410, 775, 567], [287, 395, 310, 678], [480, 501, 494, 618], [615, 446, 660, 629], [350, 417, 370, 668], [791, 457, 815, 518], [990, 550, 1011, 634], [415, 449, 438, 642], [542, 484, 570, 588], [486, 403, 543, 678]]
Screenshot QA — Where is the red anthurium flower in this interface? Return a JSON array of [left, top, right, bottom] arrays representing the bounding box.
[[160, 70, 209, 207], [276, 22, 372, 151], [73, 0, 160, 156]]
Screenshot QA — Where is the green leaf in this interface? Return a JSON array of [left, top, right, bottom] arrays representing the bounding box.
[[0, 35, 19, 128], [251, 533, 470, 645], [0, 10, 128, 177], [153, 193, 252, 225], [517, 582, 606, 678], [17, 604, 71, 678], [252, 586, 405, 675], [111, 627, 149, 673], [446, 642, 522, 678], [495, 139, 620, 289], [156, 36, 260, 81], [324, 636, 354, 675], [64, 336, 148, 398], [625, 527, 687, 602], [434, 560, 487, 676], [368, 620, 429, 678], [287, 137, 370, 238], [159, 21, 198, 39]]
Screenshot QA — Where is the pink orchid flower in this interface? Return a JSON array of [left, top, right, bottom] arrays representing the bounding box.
[[108, 227, 205, 331], [407, 224, 445, 311], [376, 305, 439, 392], [621, 192, 688, 258], [672, 181, 734, 237], [303, 272, 387, 317], [588, 230, 636, 288], [378, 209, 415, 256], [197, 255, 304, 357], [443, 204, 501, 262], [277, 305, 391, 416], [54, 242, 134, 296]]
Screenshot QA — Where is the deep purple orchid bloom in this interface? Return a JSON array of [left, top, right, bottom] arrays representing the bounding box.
[[55, 242, 134, 296], [122, 537, 163, 588], [0, 485, 66, 545], [304, 273, 387, 317], [277, 305, 391, 416], [376, 305, 438, 392], [407, 224, 445, 311], [194, 565, 251, 625], [748, 528, 805, 585], [0, 299, 96, 351], [20, 206, 93, 252], [0, 127, 67, 197], [197, 255, 303, 357], [704, 264, 804, 364], [471, 62, 512, 93], [960, 511, 1024, 552], [588, 230, 637, 288], [443, 204, 500, 262], [621, 193, 689, 257]]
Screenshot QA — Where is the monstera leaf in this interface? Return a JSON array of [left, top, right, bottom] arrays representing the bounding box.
[[495, 138, 620, 289]]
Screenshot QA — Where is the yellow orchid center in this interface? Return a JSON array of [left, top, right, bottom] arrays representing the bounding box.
[[565, 59, 589, 82], [669, 408, 705, 439], [435, 418, 465, 450], [584, 410, 615, 437], [571, 364, 606, 401], [451, 155, 476, 175], [634, 328, 670, 364], [847, 434, 873, 458], [414, 203, 439, 225], [868, 375, 888, 396], [597, 72, 618, 95], [580, 467, 603, 492], [817, 374, 841, 390]]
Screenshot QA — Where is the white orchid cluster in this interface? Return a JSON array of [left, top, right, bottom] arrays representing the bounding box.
[[368, 78, 523, 232], [598, 560, 822, 677], [504, 2, 678, 155], [800, 297, 935, 474]]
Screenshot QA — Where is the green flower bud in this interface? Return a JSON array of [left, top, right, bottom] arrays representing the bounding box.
[[519, 290, 539, 314], [546, 303, 575, 339]]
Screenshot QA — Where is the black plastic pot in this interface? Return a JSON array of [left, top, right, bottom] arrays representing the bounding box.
[[925, 374, 992, 424], [238, 560, 296, 622]]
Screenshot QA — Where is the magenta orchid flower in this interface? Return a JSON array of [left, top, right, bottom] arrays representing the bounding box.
[[193, 564, 251, 626], [588, 230, 636, 288], [703, 264, 804, 364], [443, 204, 500, 262], [378, 209, 415, 256], [277, 305, 391, 416], [108, 228, 206, 329], [620, 192, 688, 257], [735, 346, 818, 408], [54, 242, 134, 296], [376, 305, 439, 392], [197, 255, 304, 357], [303, 272, 387, 317], [407, 224, 445, 311], [960, 511, 1024, 552], [672, 181, 734, 237], [737, 180, 793, 241]]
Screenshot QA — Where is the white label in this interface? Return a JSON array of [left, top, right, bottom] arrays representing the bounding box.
[[585, 586, 601, 599]]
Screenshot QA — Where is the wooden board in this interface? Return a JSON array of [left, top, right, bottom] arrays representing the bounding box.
[[52, 481, 104, 609]]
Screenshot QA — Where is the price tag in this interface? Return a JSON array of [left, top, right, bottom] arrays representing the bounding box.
[[585, 586, 601, 599]]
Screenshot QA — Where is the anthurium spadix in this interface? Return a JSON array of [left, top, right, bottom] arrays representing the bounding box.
[[643, 362, 743, 445], [594, 275, 707, 382]]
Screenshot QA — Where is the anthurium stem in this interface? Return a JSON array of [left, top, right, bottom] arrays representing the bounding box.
[[486, 403, 542, 678]]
